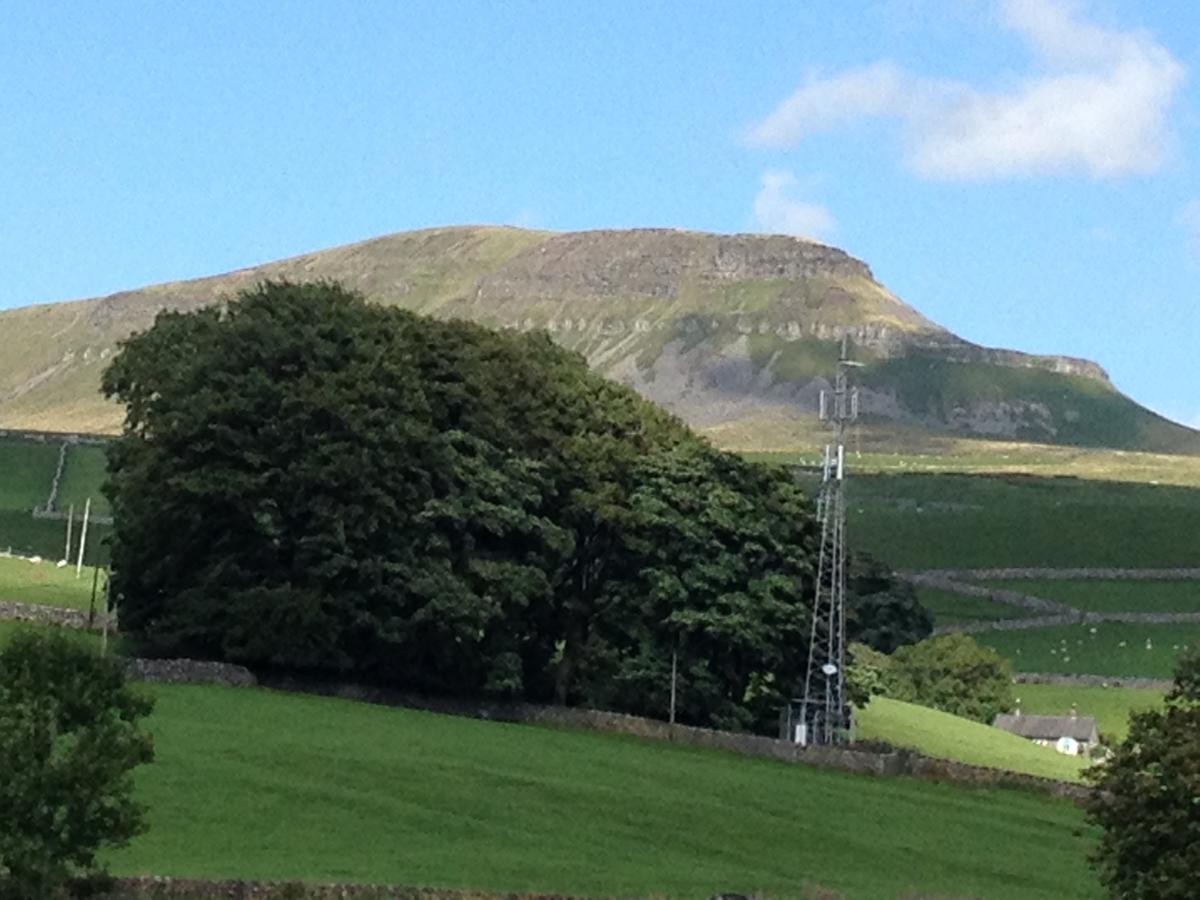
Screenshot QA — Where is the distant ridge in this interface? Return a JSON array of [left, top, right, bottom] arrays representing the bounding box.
[[1, 224, 1195, 454]]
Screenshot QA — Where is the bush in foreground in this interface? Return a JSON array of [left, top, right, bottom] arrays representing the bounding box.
[[0, 631, 154, 899]]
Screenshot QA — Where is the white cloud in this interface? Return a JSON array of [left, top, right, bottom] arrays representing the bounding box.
[[752, 170, 835, 240], [748, 0, 1185, 180]]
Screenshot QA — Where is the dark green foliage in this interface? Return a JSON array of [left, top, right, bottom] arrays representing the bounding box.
[[884, 633, 1014, 723], [846, 552, 931, 653], [0, 631, 154, 899], [1087, 645, 1200, 898], [103, 281, 839, 730]]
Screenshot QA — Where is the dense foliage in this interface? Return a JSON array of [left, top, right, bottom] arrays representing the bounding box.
[[1086, 645, 1200, 898], [103, 281, 924, 731], [847, 633, 1012, 723], [0, 631, 154, 899]]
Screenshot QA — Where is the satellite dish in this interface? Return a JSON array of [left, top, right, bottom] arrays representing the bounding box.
[[821, 662, 838, 676]]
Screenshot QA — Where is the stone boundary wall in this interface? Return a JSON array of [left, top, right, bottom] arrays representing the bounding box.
[[35, 440, 69, 514], [902, 567, 1200, 581], [935, 610, 1200, 635], [1014, 672, 1174, 690], [0, 427, 112, 445], [898, 572, 1074, 616], [101, 875, 587, 899], [124, 658, 257, 686], [0, 597, 108, 630]]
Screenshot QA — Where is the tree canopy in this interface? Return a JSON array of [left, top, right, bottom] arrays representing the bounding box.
[[0, 631, 154, 899], [103, 280, 926, 731], [1086, 645, 1200, 898]]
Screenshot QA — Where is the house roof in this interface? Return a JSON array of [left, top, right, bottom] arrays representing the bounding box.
[[993, 713, 1099, 742]]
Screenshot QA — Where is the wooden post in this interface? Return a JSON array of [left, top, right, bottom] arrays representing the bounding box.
[[75, 497, 91, 579], [669, 649, 678, 725], [63, 503, 74, 563]]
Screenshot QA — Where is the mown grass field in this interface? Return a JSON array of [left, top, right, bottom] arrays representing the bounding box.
[[1015, 683, 1165, 742], [854, 696, 1088, 782], [982, 578, 1200, 613], [102, 683, 1101, 899], [976, 622, 1200, 679], [0, 554, 100, 607]]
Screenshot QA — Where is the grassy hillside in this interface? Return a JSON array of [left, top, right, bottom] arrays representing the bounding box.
[[977, 622, 1200, 679], [0, 555, 97, 607], [3, 225, 1195, 457], [0, 435, 59, 508], [57, 443, 111, 515], [1016, 683, 1165, 742], [96, 683, 1101, 898], [830, 472, 1200, 569], [855, 697, 1088, 782], [981, 578, 1200, 613]]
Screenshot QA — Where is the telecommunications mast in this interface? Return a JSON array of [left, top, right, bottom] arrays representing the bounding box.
[[796, 337, 860, 745]]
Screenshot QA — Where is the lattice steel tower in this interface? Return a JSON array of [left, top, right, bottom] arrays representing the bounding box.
[[797, 339, 860, 746]]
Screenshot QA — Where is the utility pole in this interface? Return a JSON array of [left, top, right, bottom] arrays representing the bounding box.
[[797, 338, 860, 746]]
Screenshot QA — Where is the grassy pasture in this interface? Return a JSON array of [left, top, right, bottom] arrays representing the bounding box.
[[105, 684, 1100, 899], [982, 578, 1200, 614], [1015, 683, 1165, 742], [855, 696, 1088, 782], [830, 473, 1200, 569], [0, 509, 110, 564], [56, 442, 111, 515], [915, 585, 1022, 627], [0, 554, 99, 607], [0, 435, 60, 509], [976, 622, 1200, 679]]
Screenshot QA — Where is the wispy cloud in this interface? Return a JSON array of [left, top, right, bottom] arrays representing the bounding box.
[[752, 170, 835, 240], [748, 0, 1185, 181]]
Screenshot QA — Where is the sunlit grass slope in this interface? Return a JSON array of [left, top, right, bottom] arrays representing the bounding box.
[[56, 443, 111, 516], [855, 697, 1088, 783], [107, 684, 1100, 899], [1015, 683, 1165, 742]]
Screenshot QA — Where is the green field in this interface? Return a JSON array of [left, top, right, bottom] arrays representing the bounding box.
[[835, 473, 1200, 570], [0, 435, 60, 509], [57, 443, 111, 516], [855, 696, 1088, 781], [976, 622, 1200, 679], [915, 585, 1022, 627], [1015, 683, 1165, 742], [983, 578, 1200, 614], [101, 684, 1100, 899], [0, 554, 100, 608]]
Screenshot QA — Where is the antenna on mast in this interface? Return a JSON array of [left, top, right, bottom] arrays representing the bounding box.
[[793, 335, 860, 746]]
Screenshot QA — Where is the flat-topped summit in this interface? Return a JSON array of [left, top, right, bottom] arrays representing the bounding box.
[[0, 225, 1190, 452]]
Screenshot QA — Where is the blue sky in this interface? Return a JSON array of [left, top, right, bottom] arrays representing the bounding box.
[[2, 0, 1198, 425]]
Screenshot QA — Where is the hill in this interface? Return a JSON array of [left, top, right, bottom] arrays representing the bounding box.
[[2, 225, 1195, 454], [855, 696, 1088, 782]]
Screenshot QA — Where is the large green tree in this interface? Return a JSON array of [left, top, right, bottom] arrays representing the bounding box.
[[883, 633, 1013, 723], [103, 280, 912, 730], [0, 631, 154, 899], [1086, 645, 1200, 898]]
